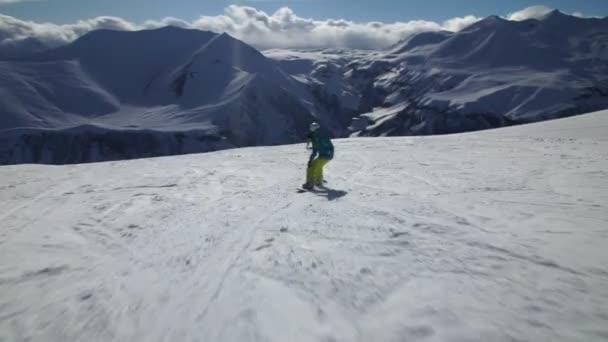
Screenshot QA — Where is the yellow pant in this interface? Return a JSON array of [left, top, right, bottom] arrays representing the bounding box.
[[306, 158, 330, 185]]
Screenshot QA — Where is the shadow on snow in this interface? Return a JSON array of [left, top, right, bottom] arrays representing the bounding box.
[[304, 186, 348, 201]]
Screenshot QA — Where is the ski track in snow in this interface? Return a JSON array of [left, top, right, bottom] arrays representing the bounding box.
[[1, 111, 608, 341]]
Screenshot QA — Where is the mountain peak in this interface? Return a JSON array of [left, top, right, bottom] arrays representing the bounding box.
[[461, 14, 509, 32], [153, 25, 193, 32], [483, 15, 508, 23], [541, 9, 573, 21], [486, 15, 504, 21], [196, 31, 252, 54], [391, 30, 452, 53]]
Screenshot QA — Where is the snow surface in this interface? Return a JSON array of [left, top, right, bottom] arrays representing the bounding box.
[[1, 109, 607, 341]]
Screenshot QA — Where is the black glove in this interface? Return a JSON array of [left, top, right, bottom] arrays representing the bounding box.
[[307, 159, 313, 167]]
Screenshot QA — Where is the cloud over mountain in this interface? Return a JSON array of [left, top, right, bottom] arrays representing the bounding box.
[[0, 5, 479, 50], [507, 5, 589, 21], [0, 5, 594, 51]]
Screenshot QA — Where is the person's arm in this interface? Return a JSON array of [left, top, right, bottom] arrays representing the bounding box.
[[309, 141, 318, 164], [305, 131, 311, 150], [309, 147, 318, 160]]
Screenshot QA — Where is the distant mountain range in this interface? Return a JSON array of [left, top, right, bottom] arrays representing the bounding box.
[[271, 10, 608, 136], [1, 10, 607, 164]]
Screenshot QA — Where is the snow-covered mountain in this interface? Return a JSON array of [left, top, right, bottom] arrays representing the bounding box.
[[0, 27, 324, 164], [269, 10, 608, 136], [1, 10, 607, 164], [0, 36, 49, 60], [1, 109, 606, 341]]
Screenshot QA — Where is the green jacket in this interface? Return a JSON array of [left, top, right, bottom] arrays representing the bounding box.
[[308, 131, 334, 160]]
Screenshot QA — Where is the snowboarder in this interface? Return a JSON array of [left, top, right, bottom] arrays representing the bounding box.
[[302, 122, 334, 190]]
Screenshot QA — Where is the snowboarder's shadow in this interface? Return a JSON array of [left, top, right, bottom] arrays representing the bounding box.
[[311, 186, 348, 200]]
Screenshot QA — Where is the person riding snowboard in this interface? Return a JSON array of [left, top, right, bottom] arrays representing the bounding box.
[[302, 122, 334, 190]]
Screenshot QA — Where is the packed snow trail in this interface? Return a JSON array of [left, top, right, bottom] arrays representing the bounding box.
[[1, 111, 607, 342]]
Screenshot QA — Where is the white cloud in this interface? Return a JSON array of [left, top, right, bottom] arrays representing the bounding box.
[[506, 5, 591, 21], [0, 13, 137, 47], [9, 4, 593, 51], [162, 5, 469, 50], [442, 15, 481, 32], [4, 5, 481, 50], [506, 5, 554, 21]]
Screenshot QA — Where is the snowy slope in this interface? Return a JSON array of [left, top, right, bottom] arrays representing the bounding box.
[[0, 36, 49, 60], [0, 60, 120, 129], [29, 26, 218, 103], [1, 109, 606, 342]]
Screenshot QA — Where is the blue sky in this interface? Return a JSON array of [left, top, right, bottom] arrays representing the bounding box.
[[1, 0, 607, 23]]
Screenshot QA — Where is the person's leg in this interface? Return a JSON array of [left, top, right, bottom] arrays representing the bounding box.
[[311, 159, 320, 185], [305, 160, 316, 187], [314, 159, 330, 185]]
